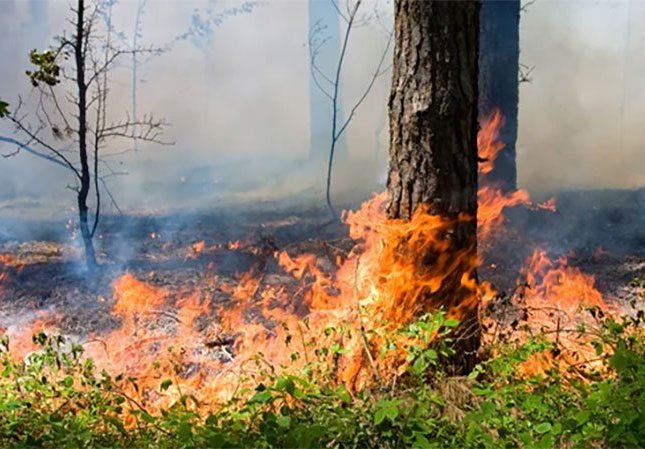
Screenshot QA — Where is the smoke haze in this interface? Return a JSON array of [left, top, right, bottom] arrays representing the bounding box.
[[519, 0, 645, 191], [0, 0, 643, 221]]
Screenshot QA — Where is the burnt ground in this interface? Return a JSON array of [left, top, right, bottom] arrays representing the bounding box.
[[0, 188, 643, 338], [0, 191, 358, 336]]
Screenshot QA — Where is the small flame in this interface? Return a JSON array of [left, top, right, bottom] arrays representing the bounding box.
[[227, 240, 242, 251], [537, 197, 557, 212], [477, 110, 505, 176], [511, 249, 610, 376]]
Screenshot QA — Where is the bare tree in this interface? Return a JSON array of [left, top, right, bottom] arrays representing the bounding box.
[[1, 0, 169, 271], [309, 0, 392, 216], [387, 0, 480, 370]]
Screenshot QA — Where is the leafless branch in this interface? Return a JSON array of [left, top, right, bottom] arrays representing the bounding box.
[[6, 114, 81, 178], [519, 63, 534, 84], [520, 0, 536, 13], [99, 114, 172, 146], [335, 28, 392, 139], [99, 177, 122, 215], [324, 0, 361, 216], [330, 0, 349, 23], [48, 86, 74, 132], [90, 54, 104, 238]]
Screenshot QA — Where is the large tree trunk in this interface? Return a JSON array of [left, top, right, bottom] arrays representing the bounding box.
[[479, 0, 520, 191], [387, 0, 480, 370]]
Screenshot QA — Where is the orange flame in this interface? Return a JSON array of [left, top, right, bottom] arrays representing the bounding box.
[[512, 249, 610, 376], [478, 109, 505, 176], [476, 109, 556, 240]]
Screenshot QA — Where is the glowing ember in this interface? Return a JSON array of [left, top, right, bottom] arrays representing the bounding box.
[[192, 240, 206, 254], [227, 240, 242, 250]]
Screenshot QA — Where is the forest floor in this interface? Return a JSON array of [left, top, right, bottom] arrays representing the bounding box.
[[0, 188, 643, 345]]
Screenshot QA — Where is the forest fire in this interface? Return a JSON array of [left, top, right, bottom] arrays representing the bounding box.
[[2, 1, 644, 446], [0, 112, 620, 419]]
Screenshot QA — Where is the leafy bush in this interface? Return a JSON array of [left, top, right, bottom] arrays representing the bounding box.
[[0, 312, 643, 449]]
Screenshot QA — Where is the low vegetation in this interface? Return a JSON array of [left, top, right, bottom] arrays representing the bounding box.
[[0, 311, 643, 449]]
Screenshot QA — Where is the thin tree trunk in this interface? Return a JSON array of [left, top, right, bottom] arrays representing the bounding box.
[[387, 0, 480, 370], [479, 0, 519, 191], [75, 0, 98, 270], [309, 0, 346, 163]]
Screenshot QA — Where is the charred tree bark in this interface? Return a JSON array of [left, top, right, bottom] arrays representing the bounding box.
[[479, 0, 519, 191], [74, 0, 98, 270], [387, 0, 480, 370]]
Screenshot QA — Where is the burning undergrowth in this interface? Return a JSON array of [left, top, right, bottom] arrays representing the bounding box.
[[0, 111, 643, 423]]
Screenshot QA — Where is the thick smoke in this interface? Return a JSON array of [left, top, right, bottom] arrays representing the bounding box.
[[519, 0, 645, 192], [0, 0, 643, 226]]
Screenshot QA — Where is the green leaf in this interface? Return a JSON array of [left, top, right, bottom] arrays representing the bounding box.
[[374, 407, 387, 425], [139, 412, 156, 424], [276, 415, 291, 428], [412, 356, 429, 374], [249, 389, 273, 405], [374, 399, 400, 425], [275, 376, 295, 395], [335, 385, 352, 404], [574, 410, 591, 425], [160, 379, 172, 391], [0, 100, 9, 118], [534, 422, 552, 434], [480, 401, 496, 416], [205, 413, 218, 426], [444, 318, 460, 328], [414, 433, 433, 448], [63, 375, 73, 388]]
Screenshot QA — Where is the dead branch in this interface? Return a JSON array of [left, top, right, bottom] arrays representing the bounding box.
[[5, 113, 81, 178], [520, 0, 537, 13], [519, 63, 534, 84]]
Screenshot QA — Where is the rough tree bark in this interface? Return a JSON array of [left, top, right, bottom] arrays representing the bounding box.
[[479, 0, 520, 191], [387, 0, 480, 370]]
